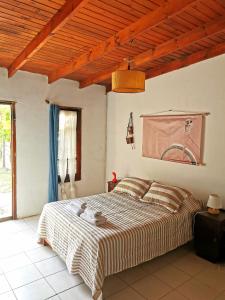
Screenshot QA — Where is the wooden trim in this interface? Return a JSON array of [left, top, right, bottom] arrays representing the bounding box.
[[8, 0, 89, 77], [106, 85, 112, 94], [0, 216, 12, 223], [0, 101, 17, 220], [59, 106, 81, 181], [75, 108, 81, 181], [11, 103, 17, 220], [81, 17, 225, 88], [48, 0, 197, 83]]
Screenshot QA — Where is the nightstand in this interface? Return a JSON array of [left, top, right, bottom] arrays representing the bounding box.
[[107, 180, 120, 192], [194, 210, 225, 262]]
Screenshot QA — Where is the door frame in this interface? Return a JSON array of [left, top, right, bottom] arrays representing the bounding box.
[[0, 100, 17, 221]]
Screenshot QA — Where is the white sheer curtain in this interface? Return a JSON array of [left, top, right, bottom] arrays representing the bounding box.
[[58, 110, 77, 200]]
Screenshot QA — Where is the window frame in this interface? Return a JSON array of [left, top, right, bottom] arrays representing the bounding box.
[[58, 106, 82, 182]]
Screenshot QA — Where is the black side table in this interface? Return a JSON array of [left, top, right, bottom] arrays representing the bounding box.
[[194, 210, 225, 262]]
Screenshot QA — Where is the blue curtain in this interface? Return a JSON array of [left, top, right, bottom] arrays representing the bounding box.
[[48, 104, 59, 202]]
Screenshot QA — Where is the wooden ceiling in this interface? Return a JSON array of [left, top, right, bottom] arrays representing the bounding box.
[[1, 0, 225, 91]]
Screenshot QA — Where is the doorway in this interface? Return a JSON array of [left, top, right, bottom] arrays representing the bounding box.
[[0, 101, 16, 221]]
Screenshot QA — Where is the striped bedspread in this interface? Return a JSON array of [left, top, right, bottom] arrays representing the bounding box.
[[38, 192, 201, 300]]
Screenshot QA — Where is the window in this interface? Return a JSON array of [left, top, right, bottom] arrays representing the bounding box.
[[58, 107, 81, 183]]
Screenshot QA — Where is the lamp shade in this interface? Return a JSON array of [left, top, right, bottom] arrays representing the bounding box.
[[207, 194, 221, 209], [112, 70, 145, 93]]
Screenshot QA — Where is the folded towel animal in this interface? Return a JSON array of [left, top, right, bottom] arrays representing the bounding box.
[[70, 201, 87, 210], [67, 204, 85, 217], [85, 208, 102, 219], [80, 212, 107, 226]]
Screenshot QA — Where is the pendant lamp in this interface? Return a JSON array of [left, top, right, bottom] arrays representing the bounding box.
[[112, 62, 145, 93]]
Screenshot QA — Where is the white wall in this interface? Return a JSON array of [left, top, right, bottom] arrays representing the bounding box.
[[106, 54, 225, 207], [0, 68, 106, 218]]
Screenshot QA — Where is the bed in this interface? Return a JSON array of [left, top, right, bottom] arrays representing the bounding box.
[[38, 191, 202, 300]]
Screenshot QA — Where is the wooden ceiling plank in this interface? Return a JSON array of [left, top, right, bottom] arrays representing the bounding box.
[[48, 0, 197, 83], [0, 0, 52, 22], [84, 4, 129, 26], [69, 17, 117, 35], [133, 16, 225, 66], [8, 0, 89, 77], [146, 40, 225, 79], [80, 16, 225, 88], [91, 0, 136, 23], [106, 40, 225, 94], [76, 9, 128, 29], [19, 0, 62, 12]]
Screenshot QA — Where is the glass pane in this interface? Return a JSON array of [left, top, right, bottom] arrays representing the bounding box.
[[0, 104, 12, 219]]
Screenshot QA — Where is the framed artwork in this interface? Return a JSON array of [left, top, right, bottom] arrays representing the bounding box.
[[142, 114, 204, 165]]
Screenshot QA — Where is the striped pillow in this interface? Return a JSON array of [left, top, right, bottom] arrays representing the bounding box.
[[113, 177, 151, 199], [141, 182, 192, 213]]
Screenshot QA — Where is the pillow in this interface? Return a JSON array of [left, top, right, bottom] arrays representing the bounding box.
[[141, 182, 192, 213], [113, 177, 151, 199]]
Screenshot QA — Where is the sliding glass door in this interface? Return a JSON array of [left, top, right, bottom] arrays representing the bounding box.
[[0, 102, 16, 221]]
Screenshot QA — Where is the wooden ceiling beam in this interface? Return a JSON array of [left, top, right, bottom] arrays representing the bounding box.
[[48, 0, 197, 83], [79, 16, 225, 88], [79, 61, 128, 88], [132, 16, 225, 67], [106, 41, 225, 93], [146, 40, 225, 79], [8, 0, 89, 78]]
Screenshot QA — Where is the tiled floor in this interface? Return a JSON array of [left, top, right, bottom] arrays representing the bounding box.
[[0, 217, 225, 300]]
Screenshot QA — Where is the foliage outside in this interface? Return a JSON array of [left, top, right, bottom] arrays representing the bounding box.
[[0, 105, 11, 169]]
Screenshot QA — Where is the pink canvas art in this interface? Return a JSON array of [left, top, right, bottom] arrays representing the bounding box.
[[142, 115, 203, 165]]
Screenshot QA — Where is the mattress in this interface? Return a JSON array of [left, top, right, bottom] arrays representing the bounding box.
[[38, 192, 201, 300]]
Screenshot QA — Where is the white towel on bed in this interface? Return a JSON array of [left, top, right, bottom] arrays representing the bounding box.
[[70, 201, 87, 210], [85, 208, 102, 218], [80, 212, 107, 226], [67, 205, 85, 216]]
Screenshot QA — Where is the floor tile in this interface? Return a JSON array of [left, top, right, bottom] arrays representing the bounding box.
[[0, 220, 29, 234], [14, 278, 55, 300], [107, 287, 145, 300], [132, 274, 171, 300], [163, 246, 190, 262], [160, 290, 188, 300], [26, 246, 56, 263], [0, 234, 25, 259], [0, 253, 31, 273], [172, 253, 213, 276], [103, 275, 127, 298], [0, 274, 11, 295], [5, 264, 42, 289], [195, 267, 225, 293], [117, 265, 146, 285], [177, 278, 220, 300], [153, 265, 190, 288], [59, 284, 92, 300], [14, 229, 41, 251], [35, 255, 66, 277], [0, 291, 16, 300], [23, 216, 40, 232], [141, 255, 170, 275], [216, 291, 225, 300], [46, 270, 83, 293]]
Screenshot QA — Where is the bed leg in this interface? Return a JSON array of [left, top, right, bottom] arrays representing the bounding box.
[[38, 238, 48, 246]]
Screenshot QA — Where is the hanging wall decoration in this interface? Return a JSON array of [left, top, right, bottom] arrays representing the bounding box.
[[126, 112, 135, 149], [141, 111, 208, 165]]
